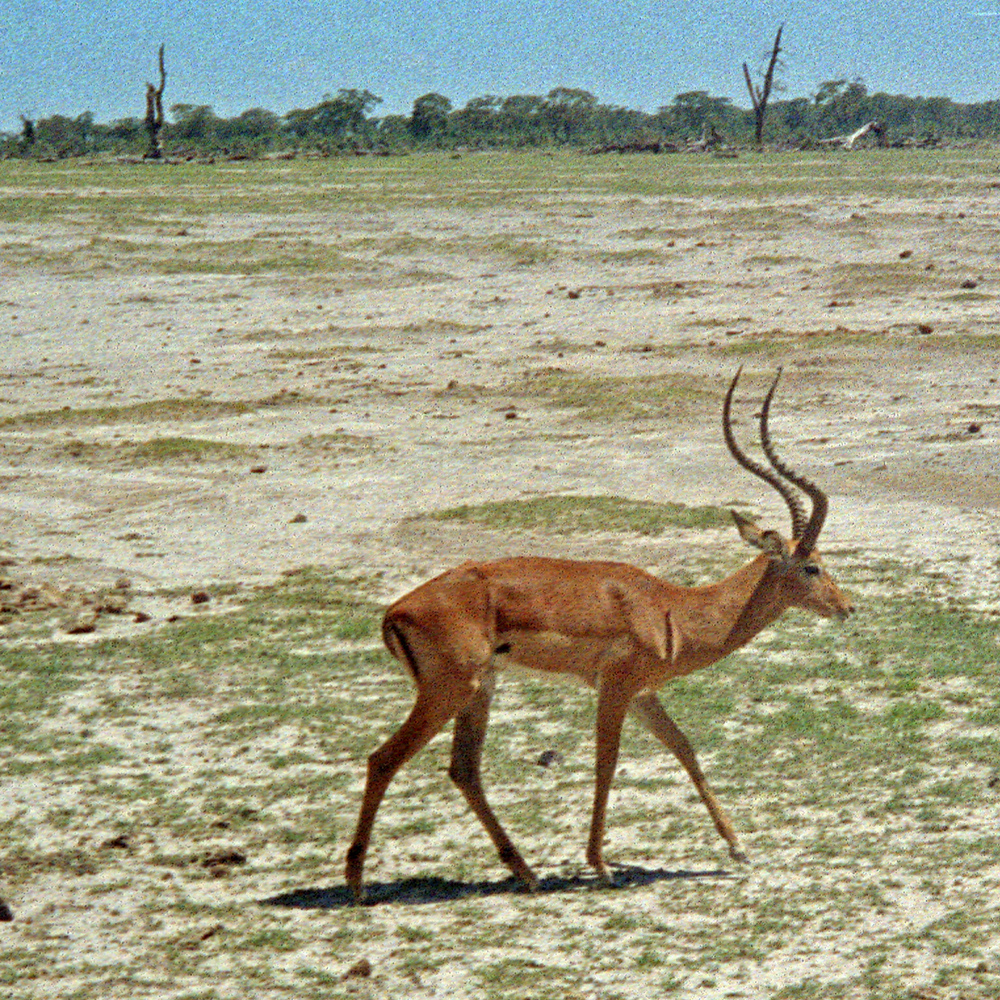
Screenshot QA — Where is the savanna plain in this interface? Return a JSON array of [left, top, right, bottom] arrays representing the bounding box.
[[1, 149, 999, 999]]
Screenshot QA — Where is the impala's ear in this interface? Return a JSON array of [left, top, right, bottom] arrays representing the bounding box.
[[731, 510, 788, 559]]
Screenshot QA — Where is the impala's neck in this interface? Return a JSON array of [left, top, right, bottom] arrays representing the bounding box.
[[668, 555, 790, 669]]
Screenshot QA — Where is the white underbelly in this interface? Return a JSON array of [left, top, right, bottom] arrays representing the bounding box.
[[491, 629, 635, 687]]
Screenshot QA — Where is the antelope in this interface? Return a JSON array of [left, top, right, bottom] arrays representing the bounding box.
[[346, 369, 852, 901]]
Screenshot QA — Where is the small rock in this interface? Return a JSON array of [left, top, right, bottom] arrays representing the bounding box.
[[201, 849, 247, 867], [65, 610, 99, 634], [191, 591, 210, 605], [0, 898, 12, 922], [536, 749, 563, 768], [961, 278, 979, 289], [899, 249, 913, 258], [178, 924, 223, 947], [97, 592, 129, 614], [249, 465, 268, 474], [289, 513, 308, 523], [344, 959, 372, 979]]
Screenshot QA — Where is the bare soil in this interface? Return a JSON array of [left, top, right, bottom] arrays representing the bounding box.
[[3, 180, 1000, 602], [2, 153, 1000, 998]]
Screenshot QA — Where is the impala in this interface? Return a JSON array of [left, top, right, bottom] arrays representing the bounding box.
[[346, 369, 852, 900]]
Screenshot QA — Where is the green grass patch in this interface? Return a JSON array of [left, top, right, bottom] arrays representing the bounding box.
[[484, 236, 560, 267], [1, 559, 999, 999], [510, 369, 714, 421], [424, 494, 733, 534], [55, 435, 257, 466], [0, 392, 335, 431], [1, 149, 998, 229], [0, 398, 254, 430]]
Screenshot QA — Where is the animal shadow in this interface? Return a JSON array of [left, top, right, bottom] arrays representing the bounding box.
[[260, 863, 734, 909]]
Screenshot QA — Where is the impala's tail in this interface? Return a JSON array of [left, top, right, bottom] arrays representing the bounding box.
[[382, 615, 421, 681]]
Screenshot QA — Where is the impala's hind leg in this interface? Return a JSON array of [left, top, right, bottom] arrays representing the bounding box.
[[346, 686, 463, 902], [448, 670, 538, 890]]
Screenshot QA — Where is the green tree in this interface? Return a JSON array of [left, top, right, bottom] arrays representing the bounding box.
[[314, 89, 381, 142], [669, 91, 733, 135], [234, 107, 280, 139], [410, 92, 452, 143], [543, 87, 597, 143], [33, 112, 94, 157], [283, 90, 381, 148], [451, 95, 502, 146], [169, 104, 221, 145], [780, 96, 813, 136], [498, 94, 546, 145], [375, 114, 412, 150], [99, 117, 142, 152], [813, 79, 848, 107]]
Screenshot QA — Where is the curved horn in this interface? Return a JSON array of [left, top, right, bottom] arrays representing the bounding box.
[[758, 369, 828, 555], [723, 368, 808, 538]]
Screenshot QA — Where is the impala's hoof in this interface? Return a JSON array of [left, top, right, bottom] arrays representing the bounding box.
[[591, 865, 615, 888], [729, 847, 750, 865], [514, 867, 539, 893]]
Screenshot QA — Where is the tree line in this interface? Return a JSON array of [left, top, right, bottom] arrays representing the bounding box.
[[7, 80, 1000, 160]]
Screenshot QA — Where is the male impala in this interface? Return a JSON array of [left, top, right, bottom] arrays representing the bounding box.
[[346, 369, 852, 900]]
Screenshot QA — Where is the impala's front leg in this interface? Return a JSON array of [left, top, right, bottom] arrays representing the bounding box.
[[586, 673, 635, 883], [630, 691, 748, 863]]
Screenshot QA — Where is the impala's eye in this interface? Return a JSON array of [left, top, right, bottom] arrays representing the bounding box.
[[803, 564, 821, 576]]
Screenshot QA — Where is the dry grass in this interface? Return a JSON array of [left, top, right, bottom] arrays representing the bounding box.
[[1, 559, 998, 999], [3, 149, 1000, 1000]]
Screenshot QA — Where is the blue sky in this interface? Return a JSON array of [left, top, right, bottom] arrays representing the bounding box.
[[3, 2, 999, 131]]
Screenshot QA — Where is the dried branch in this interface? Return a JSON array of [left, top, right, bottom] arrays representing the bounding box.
[[743, 24, 784, 147], [144, 44, 167, 159]]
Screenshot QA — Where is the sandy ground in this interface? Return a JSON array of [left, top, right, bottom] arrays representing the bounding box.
[[2, 156, 1000, 997], [3, 182, 1000, 605]]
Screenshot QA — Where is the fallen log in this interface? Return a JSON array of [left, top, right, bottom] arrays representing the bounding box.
[[817, 120, 885, 150]]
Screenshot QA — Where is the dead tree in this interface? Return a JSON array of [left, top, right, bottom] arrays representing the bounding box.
[[743, 24, 783, 147], [18, 116, 35, 156], [144, 45, 167, 159]]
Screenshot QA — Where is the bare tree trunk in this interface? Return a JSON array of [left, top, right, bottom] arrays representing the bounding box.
[[18, 116, 35, 156], [743, 24, 783, 148], [144, 45, 167, 160]]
